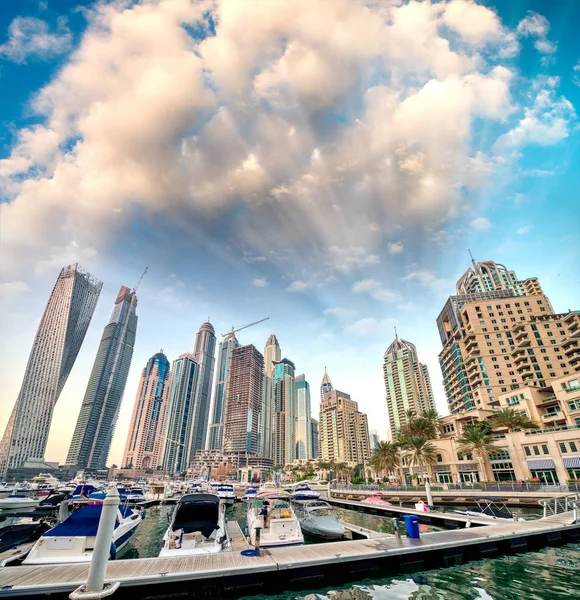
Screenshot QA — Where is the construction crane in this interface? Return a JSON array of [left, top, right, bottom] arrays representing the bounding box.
[[222, 317, 269, 338], [132, 266, 148, 293]]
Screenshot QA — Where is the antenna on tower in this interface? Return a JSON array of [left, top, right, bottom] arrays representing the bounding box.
[[132, 266, 148, 293], [468, 249, 476, 267], [394, 326, 398, 339]]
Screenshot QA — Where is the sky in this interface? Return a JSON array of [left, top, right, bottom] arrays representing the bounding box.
[[0, 0, 579, 467]]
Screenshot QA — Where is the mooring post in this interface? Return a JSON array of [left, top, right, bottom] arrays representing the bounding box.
[[255, 526, 262, 555], [69, 483, 121, 599], [392, 518, 401, 538]]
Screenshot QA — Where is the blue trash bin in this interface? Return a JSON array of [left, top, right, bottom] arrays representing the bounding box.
[[404, 515, 420, 538]]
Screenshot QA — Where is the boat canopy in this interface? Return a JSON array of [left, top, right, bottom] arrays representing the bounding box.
[[44, 504, 133, 537], [71, 484, 97, 497], [172, 494, 220, 538]]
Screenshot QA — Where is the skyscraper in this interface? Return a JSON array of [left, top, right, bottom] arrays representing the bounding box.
[[383, 335, 435, 438], [122, 351, 171, 470], [437, 259, 558, 414], [190, 322, 216, 456], [207, 332, 240, 451], [319, 388, 370, 465], [370, 430, 380, 450], [320, 367, 333, 402], [272, 358, 296, 466], [261, 334, 281, 459], [0, 264, 102, 476], [223, 344, 264, 459], [295, 374, 312, 459], [66, 285, 138, 470], [310, 418, 319, 459], [161, 354, 198, 474]]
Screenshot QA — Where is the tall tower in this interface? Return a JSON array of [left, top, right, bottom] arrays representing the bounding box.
[[261, 334, 281, 459], [122, 351, 171, 470], [295, 374, 312, 459], [207, 333, 240, 451], [223, 344, 264, 459], [0, 264, 102, 476], [161, 354, 198, 474], [437, 259, 556, 414], [320, 367, 334, 402], [67, 285, 138, 469], [383, 335, 435, 437], [190, 322, 216, 456], [272, 358, 296, 466]]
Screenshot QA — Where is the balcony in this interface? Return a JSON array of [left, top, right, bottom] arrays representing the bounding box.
[[515, 330, 529, 341], [564, 344, 580, 357], [535, 394, 560, 407], [522, 372, 534, 381], [516, 363, 532, 373]]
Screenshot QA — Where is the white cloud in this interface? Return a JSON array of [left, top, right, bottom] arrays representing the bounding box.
[[327, 246, 379, 273], [516, 12, 557, 56], [573, 61, 580, 87], [243, 252, 267, 263], [323, 307, 355, 320], [286, 280, 312, 292], [470, 216, 492, 231], [345, 317, 398, 337], [252, 277, 268, 288], [516, 226, 530, 235], [352, 279, 401, 303], [402, 270, 453, 294], [0, 17, 72, 64], [0, 281, 31, 308], [522, 168, 555, 177], [388, 241, 404, 254]]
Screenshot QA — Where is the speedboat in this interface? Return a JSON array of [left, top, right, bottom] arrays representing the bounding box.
[[0, 495, 40, 510], [124, 488, 146, 503], [246, 493, 304, 548], [243, 487, 259, 501], [23, 503, 142, 565], [454, 497, 523, 521], [290, 484, 320, 501], [297, 501, 345, 540], [159, 494, 231, 556], [216, 484, 236, 505]]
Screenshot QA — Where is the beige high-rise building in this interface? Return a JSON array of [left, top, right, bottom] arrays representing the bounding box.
[[319, 388, 370, 465], [383, 335, 435, 437], [436, 259, 572, 414], [122, 352, 171, 470]]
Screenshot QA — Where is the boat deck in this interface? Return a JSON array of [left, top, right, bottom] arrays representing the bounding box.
[[0, 511, 577, 597]]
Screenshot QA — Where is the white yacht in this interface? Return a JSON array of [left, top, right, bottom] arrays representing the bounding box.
[[289, 483, 320, 501], [297, 501, 346, 540], [243, 487, 259, 501], [23, 504, 142, 565], [159, 494, 231, 556], [0, 495, 40, 510], [216, 484, 236, 505], [246, 493, 304, 548], [124, 487, 146, 503]]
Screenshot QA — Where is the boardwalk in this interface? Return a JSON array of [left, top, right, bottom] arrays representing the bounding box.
[[0, 511, 577, 598]]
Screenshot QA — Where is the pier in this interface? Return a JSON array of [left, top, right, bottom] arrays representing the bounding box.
[[0, 509, 577, 598]]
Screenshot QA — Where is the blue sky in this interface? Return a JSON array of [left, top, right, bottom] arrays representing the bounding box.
[[1, 0, 578, 466]]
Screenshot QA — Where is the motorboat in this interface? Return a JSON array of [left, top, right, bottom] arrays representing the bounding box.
[[35, 492, 70, 511], [216, 484, 236, 505], [0, 485, 17, 499], [246, 494, 304, 548], [124, 488, 146, 503], [159, 494, 231, 556], [23, 503, 142, 565], [0, 495, 40, 510], [362, 496, 391, 506], [454, 497, 523, 521], [243, 487, 259, 501], [297, 501, 345, 540], [290, 484, 320, 501], [147, 482, 172, 501]]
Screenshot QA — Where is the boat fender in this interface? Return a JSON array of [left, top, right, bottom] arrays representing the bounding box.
[[141, 509, 147, 520], [110, 542, 117, 560]]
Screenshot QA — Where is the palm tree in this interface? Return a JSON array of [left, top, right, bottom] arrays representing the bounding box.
[[456, 427, 498, 482], [397, 410, 442, 443], [369, 441, 400, 480], [401, 436, 438, 481], [491, 407, 539, 433]]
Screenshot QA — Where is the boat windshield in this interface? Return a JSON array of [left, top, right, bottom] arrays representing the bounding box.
[[308, 506, 333, 516]]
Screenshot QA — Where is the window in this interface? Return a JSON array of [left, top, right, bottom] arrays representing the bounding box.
[[533, 446, 540, 455], [542, 445, 549, 455], [560, 442, 568, 454], [437, 453, 443, 462], [496, 333, 502, 338], [571, 442, 578, 453], [525, 447, 531, 457], [568, 401, 578, 411]]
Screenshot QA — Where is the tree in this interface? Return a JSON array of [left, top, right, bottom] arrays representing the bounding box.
[[369, 441, 400, 478], [463, 420, 493, 435], [401, 436, 438, 482], [491, 407, 540, 433], [397, 409, 442, 443], [456, 426, 498, 481]]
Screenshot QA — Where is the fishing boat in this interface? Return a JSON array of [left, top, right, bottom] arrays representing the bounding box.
[[0, 495, 40, 510], [23, 503, 142, 565], [290, 483, 320, 501], [216, 484, 236, 505], [454, 497, 523, 521], [246, 493, 304, 548], [297, 500, 346, 540], [159, 494, 231, 556]]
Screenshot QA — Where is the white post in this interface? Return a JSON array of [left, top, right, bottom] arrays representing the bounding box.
[[424, 473, 434, 507], [85, 484, 120, 593]]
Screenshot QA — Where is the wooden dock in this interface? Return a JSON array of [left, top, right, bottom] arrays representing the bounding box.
[[340, 520, 391, 540], [0, 511, 577, 598]]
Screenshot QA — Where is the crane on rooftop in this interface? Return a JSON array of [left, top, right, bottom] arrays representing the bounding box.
[[222, 317, 269, 338], [132, 267, 148, 294]]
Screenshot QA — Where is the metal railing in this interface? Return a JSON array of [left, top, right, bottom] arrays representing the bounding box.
[[332, 482, 580, 493], [539, 493, 579, 518]]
